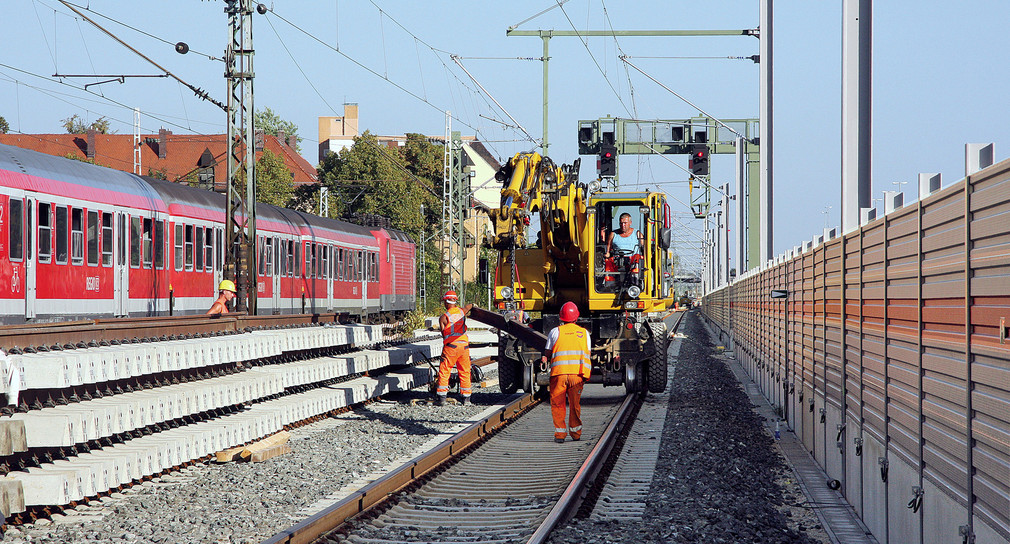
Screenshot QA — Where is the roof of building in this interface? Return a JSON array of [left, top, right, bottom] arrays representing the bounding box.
[[0, 132, 318, 188]]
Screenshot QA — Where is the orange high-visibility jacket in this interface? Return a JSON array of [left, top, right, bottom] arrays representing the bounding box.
[[549, 323, 591, 378], [442, 306, 469, 346]]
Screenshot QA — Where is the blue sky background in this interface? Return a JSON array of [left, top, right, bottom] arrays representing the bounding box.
[[3, 1, 1008, 274]]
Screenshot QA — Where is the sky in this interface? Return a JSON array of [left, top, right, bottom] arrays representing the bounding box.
[[2, 1, 1009, 275]]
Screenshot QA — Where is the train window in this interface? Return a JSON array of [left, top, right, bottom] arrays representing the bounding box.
[[286, 240, 293, 276], [38, 202, 51, 263], [142, 219, 153, 268], [8, 198, 23, 262], [184, 225, 194, 271], [257, 237, 265, 276], [71, 208, 84, 265], [56, 206, 69, 264], [174, 224, 184, 271], [386, 242, 390, 263], [101, 213, 113, 267], [118, 214, 126, 266], [26, 201, 32, 261], [196, 227, 205, 271], [215, 229, 223, 272], [321, 245, 329, 279], [336, 248, 343, 280], [155, 220, 166, 269], [130, 217, 141, 268], [358, 251, 364, 281], [295, 242, 301, 277], [264, 238, 273, 276], [205, 230, 213, 272], [372, 252, 378, 282], [87, 210, 99, 266], [274, 238, 280, 276], [307, 243, 314, 278]]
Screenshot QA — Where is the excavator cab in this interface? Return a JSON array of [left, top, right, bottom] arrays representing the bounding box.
[[593, 203, 648, 295]]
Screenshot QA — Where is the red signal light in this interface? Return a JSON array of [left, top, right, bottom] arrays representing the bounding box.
[[603, 151, 613, 158]]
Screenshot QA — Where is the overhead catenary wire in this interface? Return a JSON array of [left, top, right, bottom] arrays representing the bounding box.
[[451, 56, 539, 149], [266, 7, 514, 159], [621, 57, 746, 141]]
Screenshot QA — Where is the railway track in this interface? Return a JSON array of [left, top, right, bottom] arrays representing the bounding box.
[[264, 312, 684, 544], [0, 317, 493, 523]]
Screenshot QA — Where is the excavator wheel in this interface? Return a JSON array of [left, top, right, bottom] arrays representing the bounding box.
[[498, 356, 522, 395], [645, 323, 669, 393]]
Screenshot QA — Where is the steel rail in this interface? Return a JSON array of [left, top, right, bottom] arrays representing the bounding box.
[[261, 393, 540, 544], [0, 313, 369, 351], [526, 392, 638, 543]]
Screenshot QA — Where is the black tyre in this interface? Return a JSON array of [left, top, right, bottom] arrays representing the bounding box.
[[499, 356, 521, 394], [645, 324, 669, 393]]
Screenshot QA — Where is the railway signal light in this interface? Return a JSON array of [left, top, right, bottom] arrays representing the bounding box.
[[599, 144, 617, 177], [689, 145, 709, 176]]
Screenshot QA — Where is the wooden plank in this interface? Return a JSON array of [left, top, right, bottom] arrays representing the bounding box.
[[249, 444, 293, 463]]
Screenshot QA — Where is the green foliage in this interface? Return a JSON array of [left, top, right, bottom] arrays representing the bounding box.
[[255, 107, 300, 153], [62, 153, 108, 167], [146, 167, 168, 180], [0, 116, 8, 134], [313, 131, 440, 233], [255, 149, 295, 207], [61, 114, 114, 134], [399, 309, 430, 336]]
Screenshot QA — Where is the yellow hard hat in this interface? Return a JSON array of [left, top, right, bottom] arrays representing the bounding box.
[[219, 279, 237, 293]]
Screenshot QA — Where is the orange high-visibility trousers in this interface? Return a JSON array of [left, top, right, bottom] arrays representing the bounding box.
[[436, 343, 472, 398], [549, 374, 585, 440]]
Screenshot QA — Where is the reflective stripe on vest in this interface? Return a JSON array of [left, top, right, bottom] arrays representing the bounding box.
[[442, 306, 469, 346], [549, 323, 591, 377]]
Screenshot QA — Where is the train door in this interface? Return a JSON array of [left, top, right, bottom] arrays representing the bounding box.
[[360, 250, 367, 317], [8, 191, 38, 320], [325, 245, 334, 312], [25, 196, 37, 320], [213, 227, 223, 291], [113, 210, 129, 316], [271, 237, 281, 312]]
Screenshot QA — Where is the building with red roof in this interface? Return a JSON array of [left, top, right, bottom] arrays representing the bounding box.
[[0, 129, 318, 192]]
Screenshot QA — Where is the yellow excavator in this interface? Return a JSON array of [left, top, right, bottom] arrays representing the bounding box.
[[470, 152, 674, 396]]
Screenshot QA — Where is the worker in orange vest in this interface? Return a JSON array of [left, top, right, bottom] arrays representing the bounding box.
[[435, 290, 473, 406], [542, 301, 592, 443], [206, 280, 237, 315]]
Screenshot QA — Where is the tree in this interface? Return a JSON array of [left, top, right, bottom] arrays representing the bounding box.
[[255, 107, 300, 153], [0, 116, 8, 134], [313, 131, 439, 233], [256, 149, 295, 207], [61, 114, 114, 134]]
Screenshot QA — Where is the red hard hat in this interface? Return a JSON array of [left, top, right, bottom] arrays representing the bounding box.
[[443, 290, 458, 301], [560, 301, 579, 323]]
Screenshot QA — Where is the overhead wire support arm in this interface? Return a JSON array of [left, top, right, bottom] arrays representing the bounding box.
[[58, 0, 227, 111]]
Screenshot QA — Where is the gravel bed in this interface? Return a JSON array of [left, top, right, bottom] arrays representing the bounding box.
[[548, 311, 831, 544], [3, 368, 507, 544]]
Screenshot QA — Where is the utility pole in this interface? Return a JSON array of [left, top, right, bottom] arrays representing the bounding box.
[[224, 0, 257, 313]]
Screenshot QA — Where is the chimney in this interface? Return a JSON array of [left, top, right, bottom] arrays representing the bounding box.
[[86, 129, 96, 159], [255, 129, 265, 151], [158, 128, 169, 159], [277, 130, 286, 147], [287, 135, 296, 148]]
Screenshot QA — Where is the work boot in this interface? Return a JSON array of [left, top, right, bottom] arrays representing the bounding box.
[[554, 438, 565, 444], [461, 397, 471, 406], [434, 396, 446, 406]]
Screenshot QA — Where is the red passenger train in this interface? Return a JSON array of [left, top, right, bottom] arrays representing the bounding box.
[[0, 143, 416, 323]]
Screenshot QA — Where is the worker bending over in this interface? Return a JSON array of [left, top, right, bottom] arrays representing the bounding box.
[[207, 280, 237, 315]]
